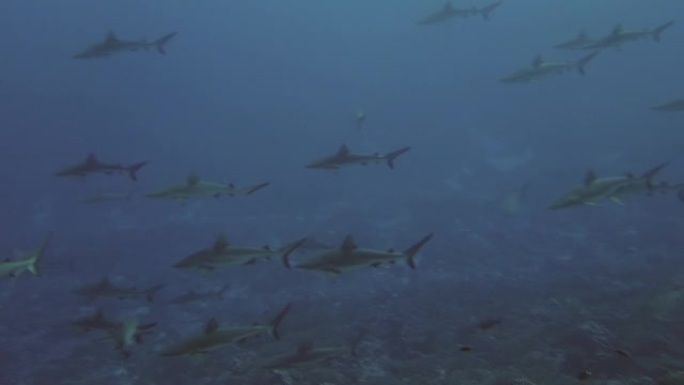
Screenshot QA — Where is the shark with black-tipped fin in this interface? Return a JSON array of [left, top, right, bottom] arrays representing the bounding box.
[[549, 162, 680, 209], [284, 233, 433, 274], [418, 1, 502, 25], [146, 173, 269, 203], [160, 303, 291, 357], [54, 154, 148, 181], [500, 51, 600, 84], [306, 144, 410, 170], [74, 31, 177, 59], [72, 278, 165, 303], [583, 21, 675, 51], [173, 235, 307, 271]]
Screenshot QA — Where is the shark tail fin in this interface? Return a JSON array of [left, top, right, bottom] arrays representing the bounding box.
[[652, 20, 675, 41], [27, 232, 53, 276], [268, 303, 292, 340], [402, 233, 434, 269], [245, 182, 270, 195], [385, 147, 411, 169], [127, 161, 149, 181], [641, 161, 669, 189], [144, 284, 166, 303], [279, 237, 308, 267], [154, 32, 177, 55], [480, 1, 502, 20], [576, 51, 600, 75]]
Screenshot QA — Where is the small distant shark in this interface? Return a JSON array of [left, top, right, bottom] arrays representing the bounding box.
[[146, 173, 269, 203], [79, 191, 134, 204], [170, 285, 230, 305], [554, 30, 594, 50], [651, 97, 684, 112], [261, 340, 360, 369], [418, 1, 503, 25], [72, 278, 165, 303], [284, 233, 434, 274], [306, 144, 410, 170], [500, 51, 600, 84], [0, 233, 52, 279], [583, 21, 675, 50], [160, 303, 291, 357], [173, 235, 307, 271], [549, 162, 677, 209], [74, 31, 177, 59], [54, 153, 149, 181]]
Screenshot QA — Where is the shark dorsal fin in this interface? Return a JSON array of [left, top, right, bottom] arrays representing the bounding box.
[[626, 172, 635, 179], [213, 235, 229, 251], [86, 153, 98, 165], [187, 173, 200, 187], [532, 55, 543, 68], [105, 31, 119, 43], [578, 30, 587, 40], [263, 245, 271, 250], [584, 170, 597, 187], [340, 235, 358, 254], [387, 248, 395, 253], [337, 144, 350, 157], [99, 277, 112, 287], [297, 341, 314, 356], [612, 23, 623, 35], [205, 318, 219, 334]]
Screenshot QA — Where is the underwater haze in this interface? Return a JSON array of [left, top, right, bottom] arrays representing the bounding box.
[[3, 0, 684, 384]]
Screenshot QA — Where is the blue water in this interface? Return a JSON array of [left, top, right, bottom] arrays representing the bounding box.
[[2, 0, 684, 384]]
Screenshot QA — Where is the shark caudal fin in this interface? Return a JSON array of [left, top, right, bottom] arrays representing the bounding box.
[[279, 237, 308, 264], [652, 20, 675, 42], [403, 233, 434, 269], [144, 284, 166, 303], [245, 182, 270, 195], [154, 32, 177, 55], [577, 51, 600, 75], [127, 161, 149, 181], [385, 147, 411, 169], [268, 303, 292, 340], [642, 161, 669, 180], [480, 1, 502, 20], [27, 233, 53, 276]]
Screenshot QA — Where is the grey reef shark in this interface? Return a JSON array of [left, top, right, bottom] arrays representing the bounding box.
[[306, 144, 410, 170], [146, 173, 270, 204], [418, 1, 503, 25], [74, 31, 177, 59], [54, 153, 149, 181], [500, 51, 600, 84], [582, 20, 675, 51]]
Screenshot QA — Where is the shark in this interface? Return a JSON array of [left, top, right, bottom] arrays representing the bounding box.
[[146, 173, 269, 203], [74, 31, 177, 59], [160, 303, 291, 357], [261, 341, 358, 369], [549, 162, 675, 209], [418, 1, 502, 25], [54, 153, 149, 181], [0, 233, 52, 279], [170, 285, 230, 305], [582, 21, 675, 51], [72, 278, 165, 303], [306, 144, 410, 170], [554, 30, 594, 50], [651, 98, 684, 112], [284, 233, 434, 274], [499, 51, 600, 84], [173, 235, 308, 271], [79, 191, 134, 204], [105, 318, 157, 358]]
